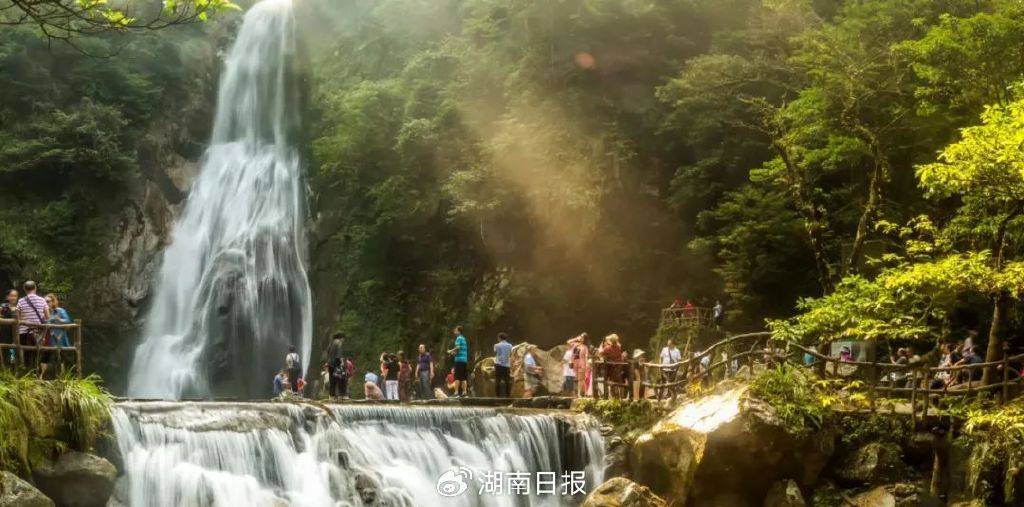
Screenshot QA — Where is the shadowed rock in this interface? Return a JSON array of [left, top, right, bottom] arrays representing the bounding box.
[[764, 479, 806, 507], [583, 477, 667, 507], [33, 452, 116, 507], [0, 471, 53, 507], [836, 442, 906, 486]]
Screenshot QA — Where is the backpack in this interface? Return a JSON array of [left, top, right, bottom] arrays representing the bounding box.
[[286, 353, 301, 370], [334, 358, 351, 380]]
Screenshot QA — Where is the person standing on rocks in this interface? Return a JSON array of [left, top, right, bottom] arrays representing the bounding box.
[[447, 326, 469, 398], [384, 354, 400, 400], [416, 343, 434, 399], [285, 345, 302, 393], [562, 343, 576, 395], [326, 333, 345, 398], [567, 333, 590, 398], [494, 333, 513, 398]]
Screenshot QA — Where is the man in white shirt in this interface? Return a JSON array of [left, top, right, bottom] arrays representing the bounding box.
[[562, 347, 576, 394], [657, 339, 683, 398], [660, 339, 682, 365]]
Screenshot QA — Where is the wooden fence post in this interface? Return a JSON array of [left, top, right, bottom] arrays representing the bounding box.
[[921, 369, 930, 421], [15, 319, 24, 372], [869, 359, 878, 413], [909, 369, 918, 424], [1002, 352, 1010, 405], [74, 319, 82, 376]]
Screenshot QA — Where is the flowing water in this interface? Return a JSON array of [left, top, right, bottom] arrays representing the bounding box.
[[115, 4, 604, 505], [127, 0, 312, 400], [111, 402, 605, 506]]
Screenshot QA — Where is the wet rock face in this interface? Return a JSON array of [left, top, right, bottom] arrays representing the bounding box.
[[602, 435, 628, 479], [582, 477, 667, 507], [32, 452, 116, 507], [630, 389, 834, 506], [836, 442, 906, 486], [0, 471, 54, 507]]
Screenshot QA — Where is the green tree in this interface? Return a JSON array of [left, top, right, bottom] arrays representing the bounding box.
[[1, 0, 238, 43], [917, 99, 1024, 383]]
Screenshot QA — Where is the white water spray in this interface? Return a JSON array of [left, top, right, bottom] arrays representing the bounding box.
[[128, 0, 312, 400], [111, 403, 605, 506]]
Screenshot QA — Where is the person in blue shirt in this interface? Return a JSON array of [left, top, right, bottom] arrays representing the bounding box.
[[447, 326, 470, 397], [272, 369, 289, 396], [45, 294, 71, 348], [493, 333, 513, 397]]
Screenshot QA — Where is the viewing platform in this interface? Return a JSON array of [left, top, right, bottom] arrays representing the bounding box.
[[0, 318, 83, 376], [660, 305, 716, 328]]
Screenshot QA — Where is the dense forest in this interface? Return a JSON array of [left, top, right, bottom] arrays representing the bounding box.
[[2, 0, 1024, 382]]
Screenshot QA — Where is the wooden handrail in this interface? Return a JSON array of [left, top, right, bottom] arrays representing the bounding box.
[[582, 330, 1024, 408], [0, 317, 84, 376], [0, 318, 80, 329]]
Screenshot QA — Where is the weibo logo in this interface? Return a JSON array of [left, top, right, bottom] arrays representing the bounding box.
[[435, 467, 473, 497]]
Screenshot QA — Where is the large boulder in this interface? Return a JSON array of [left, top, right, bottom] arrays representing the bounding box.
[[582, 477, 667, 507], [630, 388, 834, 506], [33, 452, 116, 507], [836, 442, 906, 486], [0, 471, 53, 507], [471, 342, 568, 397], [763, 480, 806, 507]]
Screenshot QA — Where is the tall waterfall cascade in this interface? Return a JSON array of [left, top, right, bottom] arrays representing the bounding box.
[[111, 403, 605, 506], [128, 0, 312, 400]]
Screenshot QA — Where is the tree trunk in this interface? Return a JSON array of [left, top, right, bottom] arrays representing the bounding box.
[[845, 122, 890, 274], [847, 158, 885, 272], [982, 293, 1007, 385], [982, 205, 1022, 385], [774, 143, 834, 294]]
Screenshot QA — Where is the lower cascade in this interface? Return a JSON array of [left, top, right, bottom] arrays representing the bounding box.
[[110, 403, 605, 506]]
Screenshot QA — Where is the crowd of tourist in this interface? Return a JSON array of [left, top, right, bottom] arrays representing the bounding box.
[[0, 281, 75, 379], [268, 322, 716, 402]]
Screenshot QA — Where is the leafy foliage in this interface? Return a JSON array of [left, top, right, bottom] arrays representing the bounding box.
[[748, 366, 832, 437], [962, 398, 1024, 503], [1, 0, 239, 44], [838, 413, 911, 448]]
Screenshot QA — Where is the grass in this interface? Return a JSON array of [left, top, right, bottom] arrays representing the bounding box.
[[572, 398, 668, 443], [0, 371, 112, 475]]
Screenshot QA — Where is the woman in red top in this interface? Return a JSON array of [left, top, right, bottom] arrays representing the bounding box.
[[599, 334, 625, 398]]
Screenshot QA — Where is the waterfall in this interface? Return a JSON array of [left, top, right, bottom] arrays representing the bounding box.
[[111, 402, 605, 506], [128, 0, 312, 400]]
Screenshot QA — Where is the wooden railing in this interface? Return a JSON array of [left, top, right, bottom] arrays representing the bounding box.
[[0, 318, 83, 376], [660, 306, 716, 329], [584, 332, 1024, 422], [588, 331, 770, 401]]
